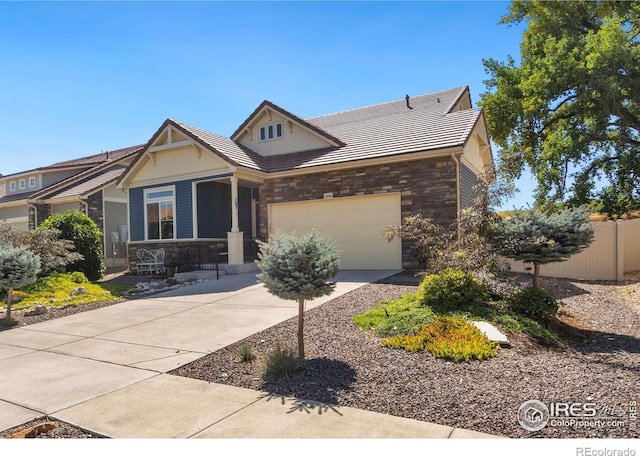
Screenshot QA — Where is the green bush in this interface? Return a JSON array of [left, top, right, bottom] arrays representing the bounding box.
[[38, 211, 104, 281], [69, 271, 89, 284], [262, 344, 303, 380], [382, 316, 499, 362], [508, 287, 561, 322], [417, 269, 487, 311]]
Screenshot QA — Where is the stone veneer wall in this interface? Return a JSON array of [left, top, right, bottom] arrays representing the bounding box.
[[28, 203, 51, 230], [258, 157, 458, 269]]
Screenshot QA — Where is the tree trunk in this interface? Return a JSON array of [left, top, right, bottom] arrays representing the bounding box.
[[4, 288, 13, 322], [297, 298, 305, 359], [533, 262, 541, 289]]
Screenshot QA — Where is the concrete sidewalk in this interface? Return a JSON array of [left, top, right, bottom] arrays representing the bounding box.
[[0, 271, 497, 438]]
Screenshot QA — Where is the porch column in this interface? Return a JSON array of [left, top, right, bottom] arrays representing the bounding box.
[[227, 176, 244, 265]]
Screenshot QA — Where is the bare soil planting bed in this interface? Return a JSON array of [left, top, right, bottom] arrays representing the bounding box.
[[171, 274, 640, 439]]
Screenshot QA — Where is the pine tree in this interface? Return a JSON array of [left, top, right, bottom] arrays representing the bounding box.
[[0, 244, 41, 324], [255, 230, 340, 359], [488, 206, 595, 288]]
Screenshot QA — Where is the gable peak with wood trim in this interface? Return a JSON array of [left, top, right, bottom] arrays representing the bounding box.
[[231, 100, 345, 157]]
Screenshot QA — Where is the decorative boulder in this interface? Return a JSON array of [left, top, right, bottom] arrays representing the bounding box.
[[69, 286, 89, 296], [24, 304, 48, 317]]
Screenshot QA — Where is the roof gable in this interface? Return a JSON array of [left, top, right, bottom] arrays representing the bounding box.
[[30, 145, 143, 201], [231, 101, 345, 156], [117, 119, 263, 188]]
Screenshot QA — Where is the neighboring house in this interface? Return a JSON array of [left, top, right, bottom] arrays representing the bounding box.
[[117, 86, 493, 272], [0, 145, 143, 266]]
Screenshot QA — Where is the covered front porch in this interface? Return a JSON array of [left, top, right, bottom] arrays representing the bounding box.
[[127, 175, 263, 275]]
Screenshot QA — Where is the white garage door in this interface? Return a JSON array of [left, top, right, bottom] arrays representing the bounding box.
[[268, 193, 402, 270]]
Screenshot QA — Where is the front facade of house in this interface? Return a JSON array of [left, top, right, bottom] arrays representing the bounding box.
[[118, 86, 493, 272]]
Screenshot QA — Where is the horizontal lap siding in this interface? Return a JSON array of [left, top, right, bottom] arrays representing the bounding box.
[[460, 163, 478, 209], [129, 181, 194, 241]]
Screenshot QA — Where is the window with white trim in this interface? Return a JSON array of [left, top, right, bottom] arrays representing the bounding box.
[[9, 181, 16, 192], [29, 177, 36, 188], [258, 122, 284, 142], [144, 186, 175, 240], [19, 179, 25, 190]]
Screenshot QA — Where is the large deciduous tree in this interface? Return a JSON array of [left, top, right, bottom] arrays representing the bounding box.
[[480, 0, 640, 216]]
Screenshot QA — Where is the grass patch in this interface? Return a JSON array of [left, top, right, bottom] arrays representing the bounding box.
[[355, 292, 562, 347], [353, 293, 436, 337], [2, 272, 129, 310]]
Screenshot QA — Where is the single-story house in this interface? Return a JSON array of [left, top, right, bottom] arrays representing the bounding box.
[[117, 86, 493, 272], [0, 145, 143, 266]]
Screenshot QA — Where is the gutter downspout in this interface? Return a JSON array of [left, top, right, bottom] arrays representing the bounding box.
[[27, 203, 38, 230], [450, 151, 462, 240]]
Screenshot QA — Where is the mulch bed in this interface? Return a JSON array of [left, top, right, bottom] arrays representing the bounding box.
[[2, 271, 638, 438], [170, 273, 640, 438]]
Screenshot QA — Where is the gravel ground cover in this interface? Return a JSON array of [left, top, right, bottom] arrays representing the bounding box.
[[1, 271, 638, 438], [0, 418, 101, 439], [171, 273, 640, 439]]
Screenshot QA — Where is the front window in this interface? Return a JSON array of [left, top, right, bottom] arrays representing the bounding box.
[[19, 179, 25, 190], [144, 187, 175, 240], [29, 177, 36, 188], [258, 122, 284, 142]]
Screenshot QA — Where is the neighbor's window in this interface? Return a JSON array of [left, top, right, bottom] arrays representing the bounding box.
[[144, 186, 175, 240], [259, 122, 284, 142], [19, 179, 25, 190], [9, 181, 16, 192], [29, 177, 36, 188]]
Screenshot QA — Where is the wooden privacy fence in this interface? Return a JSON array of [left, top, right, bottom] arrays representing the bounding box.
[[506, 218, 640, 282]]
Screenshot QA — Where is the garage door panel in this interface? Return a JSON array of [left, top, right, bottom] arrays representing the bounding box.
[[269, 194, 401, 270]]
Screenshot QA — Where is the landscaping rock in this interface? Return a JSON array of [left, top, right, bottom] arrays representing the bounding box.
[[69, 286, 88, 296], [472, 321, 510, 347], [24, 304, 48, 317], [11, 422, 57, 438]]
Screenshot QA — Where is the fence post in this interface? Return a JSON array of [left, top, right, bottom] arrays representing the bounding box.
[[616, 219, 624, 282]]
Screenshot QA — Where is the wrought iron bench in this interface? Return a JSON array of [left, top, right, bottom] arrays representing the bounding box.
[[135, 248, 166, 274]]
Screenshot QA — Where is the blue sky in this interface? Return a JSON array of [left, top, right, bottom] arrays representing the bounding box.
[[0, 1, 534, 209]]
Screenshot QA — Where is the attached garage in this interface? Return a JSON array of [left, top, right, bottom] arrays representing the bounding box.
[[268, 193, 402, 270]]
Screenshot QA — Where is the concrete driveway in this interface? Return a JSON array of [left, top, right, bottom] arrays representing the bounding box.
[[0, 270, 496, 439], [0, 271, 393, 432]]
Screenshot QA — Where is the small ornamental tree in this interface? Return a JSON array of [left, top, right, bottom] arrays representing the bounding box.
[[256, 230, 340, 359], [38, 211, 104, 281], [0, 222, 83, 277], [0, 244, 41, 323], [488, 206, 596, 288]]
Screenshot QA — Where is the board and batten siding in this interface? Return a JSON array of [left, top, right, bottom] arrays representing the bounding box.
[[238, 110, 333, 156], [127, 145, 229, 187]]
